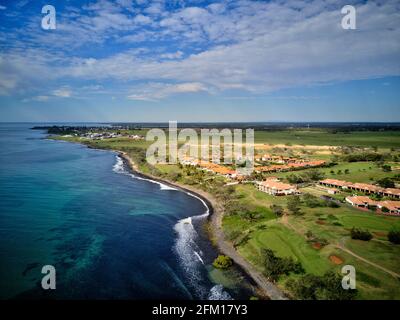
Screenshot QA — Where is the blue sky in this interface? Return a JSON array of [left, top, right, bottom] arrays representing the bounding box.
[[0, 0, 399, 122]]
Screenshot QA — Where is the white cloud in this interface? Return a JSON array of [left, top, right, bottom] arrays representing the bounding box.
[[160, 50, 183, 59], [0, 5, 6, 10], [1, 0, 400, 100], [53, 87, 72, 98], [127, 81, 208, 100], [33, 95, 50, 101]]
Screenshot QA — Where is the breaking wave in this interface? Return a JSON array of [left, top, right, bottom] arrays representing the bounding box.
[[112, 155, 177, 190], [208, 285, 233, 300], [112, 154, 231, 300]]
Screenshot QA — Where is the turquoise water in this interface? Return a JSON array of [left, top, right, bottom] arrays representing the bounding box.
[[0, 124, 249, 299]]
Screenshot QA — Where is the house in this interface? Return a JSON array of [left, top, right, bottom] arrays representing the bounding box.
[[319, 179, 353, 189], [345, 196, 378, 208], [380, 188, 400, 199], [327, 188, 338, 195], [348, 183, 383, 194], [258, 179, 299, 196], [377, 201, 400, 215]]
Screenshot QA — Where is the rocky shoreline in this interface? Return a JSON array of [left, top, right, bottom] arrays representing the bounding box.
[[117, 151, 287, 300]]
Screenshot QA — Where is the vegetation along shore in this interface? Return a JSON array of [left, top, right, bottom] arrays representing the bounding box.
[[43, 124, 400, 300]]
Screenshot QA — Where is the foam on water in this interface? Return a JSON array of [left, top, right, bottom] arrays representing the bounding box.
[[208, 285, 233, 300], [112, 155, 177, 191], [173, 215, 208, 298], [112, 155, 231, 300], [112, 155, 124, 173]]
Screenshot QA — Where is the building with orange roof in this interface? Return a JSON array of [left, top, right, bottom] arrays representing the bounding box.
[[257, 180, 299, 196], [319, 179, 353, 189], [381, 188, 400, 199], [348, 183, 383, 194], [345, 196, 378, 208], [377, 201, 400, 215]]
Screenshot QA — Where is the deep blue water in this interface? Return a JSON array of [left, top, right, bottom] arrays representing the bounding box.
[[0, 124, 250, 300]]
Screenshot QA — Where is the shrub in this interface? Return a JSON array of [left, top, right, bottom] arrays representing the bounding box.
[[213, 255, 233, 269], [262, 249, 304, 281], [388, 229, 400, 244], [270, 204, 284, 217], [377, 177, 395, 188], [287, 196, 302, 215], [286, 271, 357, 300], [327, 201, 340, 208], [382, 165, 392, 172], [350, 227, 373, 241]]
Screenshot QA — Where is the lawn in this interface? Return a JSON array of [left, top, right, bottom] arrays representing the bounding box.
[[254, 130, 400, 148], [223, 182, 400, 299], [265, 161, 400, 183]]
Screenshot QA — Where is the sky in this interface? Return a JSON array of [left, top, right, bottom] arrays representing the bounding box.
[[0, 0, 400, 122]]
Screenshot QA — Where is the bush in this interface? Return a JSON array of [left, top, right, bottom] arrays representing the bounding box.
[[302, 193, 323, 208], [388, 229, 400, 244], [377, 177, 395, 188], [286, 271, 357, 300], [213, 255, 233, 269], [270, 204, 284, 217], [262, 249, 304, 281], [327, 201, 340, 208], [350, 227, 373, 241], [342, 152, 384, 162], [287, 196, 302, 215]]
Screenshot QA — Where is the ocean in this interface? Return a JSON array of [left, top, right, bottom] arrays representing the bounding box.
[[0, 123, 251, 300]]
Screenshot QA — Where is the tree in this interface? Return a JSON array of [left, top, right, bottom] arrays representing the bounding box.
[[382, 164, 392, 172], [287, 272, 357, 300], [350, 227, 372, 241], [213, 255, 233, 269], [302, 193, 323, 208], [344, 169, 350, 174], [287, 196, 302, 215], [301, 169, 325, 182], [262, 249, 304, 281], [377, 177, 395, 188], [270, 204, 284, 217], [388, 229, 400, 244]]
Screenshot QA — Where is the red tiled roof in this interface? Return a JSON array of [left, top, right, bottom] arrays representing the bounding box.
[[320, 179, 352, 187], [259, 180, 295, 190]]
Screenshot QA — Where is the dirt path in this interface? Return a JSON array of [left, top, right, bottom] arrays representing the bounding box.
[[281, 216, 400, 279], [336, 238, 400, 279]]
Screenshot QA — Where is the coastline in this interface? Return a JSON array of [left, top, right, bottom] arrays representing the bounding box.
[[46, 134, 286, 299], [117, 151, 287, 300]]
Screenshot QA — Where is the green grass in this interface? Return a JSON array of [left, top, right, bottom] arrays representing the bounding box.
[[266, 161, 400, 183], [239, 223, 332, 275], [254, 130, 400, 148]]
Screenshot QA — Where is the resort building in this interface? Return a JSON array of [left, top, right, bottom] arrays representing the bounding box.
[[345, 196, 377, 208], [257, 179, 299, 196], [380, 188, 400, 199], [254, 160, 326, 173], [348, 183, 383, 194], [345, 196, 400, 216], [319, 179, 400, 199], [377, 201, 400, 215], [319, 179, 353, 189]]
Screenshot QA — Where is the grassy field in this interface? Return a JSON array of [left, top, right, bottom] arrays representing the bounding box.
[[267, 161, 400, 183], [254, 129, 400, 148]]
